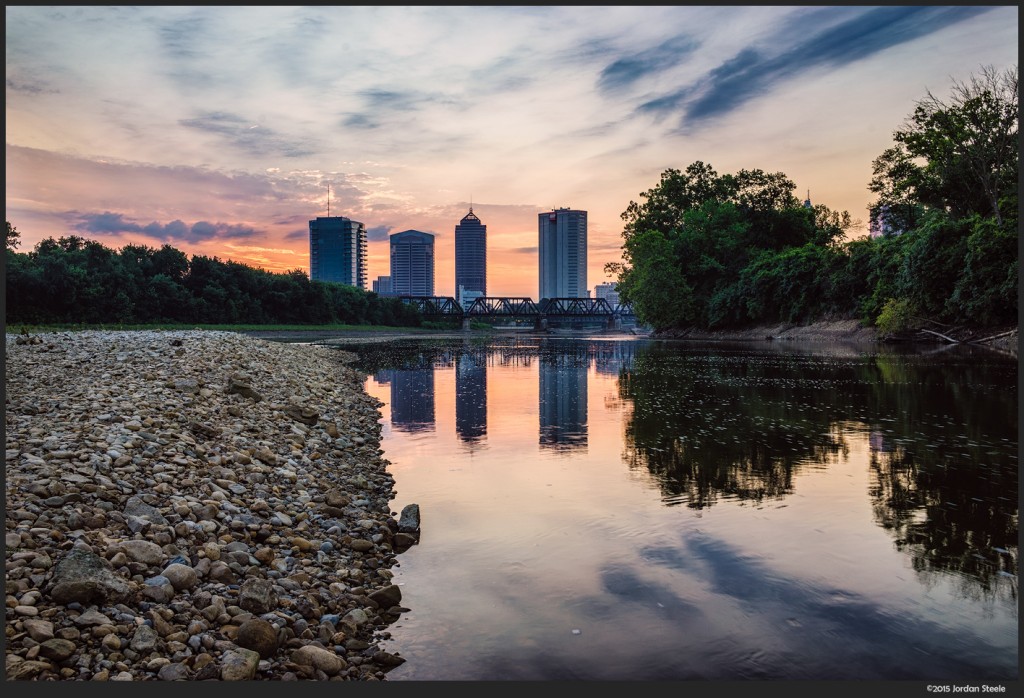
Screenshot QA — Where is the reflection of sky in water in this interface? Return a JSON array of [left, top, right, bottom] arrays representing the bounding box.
[[346, 338, 1018, 681]]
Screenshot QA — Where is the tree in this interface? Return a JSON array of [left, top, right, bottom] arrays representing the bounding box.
[[615, 229, 694, 331], [869, 64, 1018, 229], [6, 221, 20, 250]]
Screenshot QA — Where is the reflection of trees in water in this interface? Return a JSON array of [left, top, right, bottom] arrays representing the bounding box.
[[618, 349, 850, 508], [617, 342, 1018, 601], [870, 445, 1018, 604]]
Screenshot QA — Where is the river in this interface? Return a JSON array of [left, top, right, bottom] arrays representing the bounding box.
[[327, 334, 1018, 682]]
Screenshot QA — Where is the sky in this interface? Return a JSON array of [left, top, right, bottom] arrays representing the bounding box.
[[5, 5, 1019, 299]]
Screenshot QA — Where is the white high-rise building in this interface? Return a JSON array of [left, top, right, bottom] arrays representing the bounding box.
[[594, 282, 619, 306], [538, 207, 587, 299]]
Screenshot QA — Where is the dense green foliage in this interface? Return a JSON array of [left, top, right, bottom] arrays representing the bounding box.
[[609, 66, 1018, 334], [4, 235, 423, 327]]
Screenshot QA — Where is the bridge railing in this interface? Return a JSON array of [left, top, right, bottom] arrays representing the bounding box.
[[398, 296, 464, 316], [399, 295, 635, 319], [464, 297, 541, 318]]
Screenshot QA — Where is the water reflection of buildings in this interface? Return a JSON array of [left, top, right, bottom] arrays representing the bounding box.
[[374, 340, 646, 451], [539, 354, 588, 451], [455, 352, 487, 444], [376, 368, 435, 432]]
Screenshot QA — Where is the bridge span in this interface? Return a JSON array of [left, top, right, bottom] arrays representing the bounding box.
[[398, 296, 636, 330]]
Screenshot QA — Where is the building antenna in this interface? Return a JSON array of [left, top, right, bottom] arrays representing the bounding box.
[[327, 183, 331, 217], [470, 193, 473, 213]]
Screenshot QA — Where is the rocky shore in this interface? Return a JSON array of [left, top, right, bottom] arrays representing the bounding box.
[[5, 330, 419, 681]]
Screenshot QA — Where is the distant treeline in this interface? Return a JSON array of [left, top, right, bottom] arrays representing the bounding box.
[[4, 231, 423, 327], [608, 66, 1018, 334]]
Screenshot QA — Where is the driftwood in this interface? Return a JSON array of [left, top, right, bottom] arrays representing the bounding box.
[[918, 328, 961, 344], [969, 329, 1016, 344]]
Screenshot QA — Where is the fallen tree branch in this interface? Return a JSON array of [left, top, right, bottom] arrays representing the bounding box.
[[918, 328, 961, 343], [969, 329, 1016, 344]]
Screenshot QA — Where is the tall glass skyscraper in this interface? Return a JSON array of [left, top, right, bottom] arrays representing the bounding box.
[[390, 230, 435, 296], [455, 208, 486, 306], [538, 207, 587, 299], [309, 216, 368, 289]]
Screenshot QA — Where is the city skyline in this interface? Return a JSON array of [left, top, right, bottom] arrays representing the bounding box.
[[5, 6, 1018, 299]]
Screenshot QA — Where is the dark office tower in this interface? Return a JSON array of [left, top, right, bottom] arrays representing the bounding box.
[[309, 215, 368, 289], [539, 353, 588, 451], [454, 208, 486, 307], [538, 207, 587, 299], [455, 351, 487, 444], [390, 230, 435, 296], [388, 368, 436, 433]]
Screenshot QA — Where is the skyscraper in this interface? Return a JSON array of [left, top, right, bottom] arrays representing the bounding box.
[[309, 216, 368, 289], [455, 208, 486, 307], [389, 230, 435, 296], [538, 207, 587, 299]]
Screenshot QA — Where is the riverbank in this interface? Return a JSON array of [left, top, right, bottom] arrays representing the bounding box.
[[653, 319, 1018, 355], [5, 330, 418, 681]]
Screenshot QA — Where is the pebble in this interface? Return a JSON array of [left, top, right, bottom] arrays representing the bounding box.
[[4, 330, 420, 681]]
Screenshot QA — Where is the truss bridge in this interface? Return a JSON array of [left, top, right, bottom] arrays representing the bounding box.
[[399, 296, 636, 330]]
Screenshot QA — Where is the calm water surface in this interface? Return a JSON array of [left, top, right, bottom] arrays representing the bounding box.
[[333, 335, 1018, 681]]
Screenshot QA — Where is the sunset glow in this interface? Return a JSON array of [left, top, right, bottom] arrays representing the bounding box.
[[6, 6, 1018, 299]]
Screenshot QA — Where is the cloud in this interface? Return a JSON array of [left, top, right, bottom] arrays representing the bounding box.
[[642, 6, 996, 127], [5, 76, 58, 95], [366, 225, 392, 242], [72, 211, 260, 243], [597, 35, 699, 93], [179, 111, 317, 158]]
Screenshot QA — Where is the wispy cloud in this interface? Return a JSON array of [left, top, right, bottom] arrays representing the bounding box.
[[180, 111, 317, 158], [641, 6, 997, 128], [597, 35, 699, 94]]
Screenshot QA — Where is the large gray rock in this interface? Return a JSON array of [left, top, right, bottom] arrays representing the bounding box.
[[46, 548, 132, 606], [22, 618, 55, 642], [221, 648, 260, 681], [238, 578, 278, 614], [123, 496, 168, 526], [395, 499, 419, 536], [290, 645, 347, 676], [120, 540, 164, 566], [130, 624, 161, 653], [398, 503, 420, 534], [161, 563, 198, 591], [235, 618, 279, 659], [368, 584, 402, 609]]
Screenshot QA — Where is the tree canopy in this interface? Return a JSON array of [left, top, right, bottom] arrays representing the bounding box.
[[4, 234, 423, 327], [608, 65, 1017, 334]]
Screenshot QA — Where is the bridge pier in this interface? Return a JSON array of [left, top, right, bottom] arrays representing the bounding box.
[[534, 315, 548, 332], [608, 315, 621, 331], [462, 317, 472, 331]]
